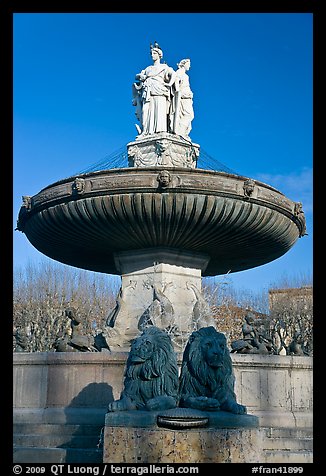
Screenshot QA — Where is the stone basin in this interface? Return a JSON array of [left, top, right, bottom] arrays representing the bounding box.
[[17, 166, 305, 277]]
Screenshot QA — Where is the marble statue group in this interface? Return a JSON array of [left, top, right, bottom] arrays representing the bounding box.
[[132, 42, 194, 139]]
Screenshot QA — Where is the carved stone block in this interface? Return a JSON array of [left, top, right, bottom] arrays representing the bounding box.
[[127, 132, 200, 168]]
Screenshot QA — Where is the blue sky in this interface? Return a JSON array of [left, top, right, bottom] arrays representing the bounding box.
[[13, 12, 313, 294]]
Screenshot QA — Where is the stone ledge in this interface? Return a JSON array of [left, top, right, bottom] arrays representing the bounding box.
[[105, 409, 259, 429], [13, 408, 107, 425], [231, 353, 313, 370], [13, 351, 130, 365], [13, 447, 102, 464], [13, 351, 313, 368]]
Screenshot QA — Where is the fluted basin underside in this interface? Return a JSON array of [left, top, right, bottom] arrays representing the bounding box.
[[19, 167, 305, 276]]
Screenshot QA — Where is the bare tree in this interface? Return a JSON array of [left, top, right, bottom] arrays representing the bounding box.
[[269, 286, 313, 355], [202, 273, 313, 355], [13, 259, 120, 352], [14, 261, 312, 355]]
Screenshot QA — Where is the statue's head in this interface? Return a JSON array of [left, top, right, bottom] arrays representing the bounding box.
[[150, 41, 163, 58], [157, 170, 171, 188], [244, 311, 256, 324], [123, 326, 179, 404], [177, 59, 191, 70], [190, 326, 228, 369], [65, 307, 81, 325], [72, 177, 85, 194]]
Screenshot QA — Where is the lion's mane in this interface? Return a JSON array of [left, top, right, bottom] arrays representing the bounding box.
[[178, 326, 237, 407], [121, 326, 179, 408]]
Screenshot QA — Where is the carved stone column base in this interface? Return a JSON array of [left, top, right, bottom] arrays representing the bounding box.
[[107, 248, 210, 351]]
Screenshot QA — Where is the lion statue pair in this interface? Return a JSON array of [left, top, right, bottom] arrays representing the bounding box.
[[108, 325, 246, 415]]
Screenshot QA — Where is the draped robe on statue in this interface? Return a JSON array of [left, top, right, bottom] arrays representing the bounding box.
[[138, 64, 173, 135]]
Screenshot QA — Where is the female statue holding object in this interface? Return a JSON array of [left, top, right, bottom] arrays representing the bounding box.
[[132, 42, 176, 135]]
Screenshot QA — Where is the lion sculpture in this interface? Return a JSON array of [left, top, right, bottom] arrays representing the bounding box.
[[178, 326, 247, 414], [108, 326, 179, 412]]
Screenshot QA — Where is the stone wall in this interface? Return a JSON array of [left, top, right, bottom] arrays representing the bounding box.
[[232, 354, 312, 428], [13, 352, 312, 428]]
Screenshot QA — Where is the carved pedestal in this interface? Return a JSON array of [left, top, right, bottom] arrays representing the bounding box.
[[107, 248, 211, 351], [127, 132, 200, 168], [103, 410, 262, 463]]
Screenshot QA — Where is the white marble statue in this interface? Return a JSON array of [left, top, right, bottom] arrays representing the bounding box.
[[132, 42, 176, 136], [171, 59, 194, 138]]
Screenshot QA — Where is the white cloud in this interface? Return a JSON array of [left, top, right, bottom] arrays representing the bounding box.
[[255, 167, 313, 214]]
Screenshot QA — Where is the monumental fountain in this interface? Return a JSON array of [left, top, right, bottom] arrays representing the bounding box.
[[17, 43, 306, 352], [16, 42, 308, 462]]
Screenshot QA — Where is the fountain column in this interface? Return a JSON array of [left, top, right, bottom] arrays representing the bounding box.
[[107, 248, 210, 351]]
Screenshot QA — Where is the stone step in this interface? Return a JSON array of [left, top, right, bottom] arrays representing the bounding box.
[[263, 436, 313, 451], [13, 423, 103, 436], [13, 446, 103, 464], [254, 411, 312, 429], [265, 427, 313, 438], [14, 446, 313, 465], [263, 450, 313, 464], [13, 433, 101, 449], [13, 407, 107, 425]]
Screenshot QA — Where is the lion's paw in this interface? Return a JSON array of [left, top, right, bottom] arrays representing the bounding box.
[[236, 404, 247, 414], [145, 396, 177, 411], [222, 400, 247, 414], [107, 397, 137, 412], [181, 396, 220, 411]]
